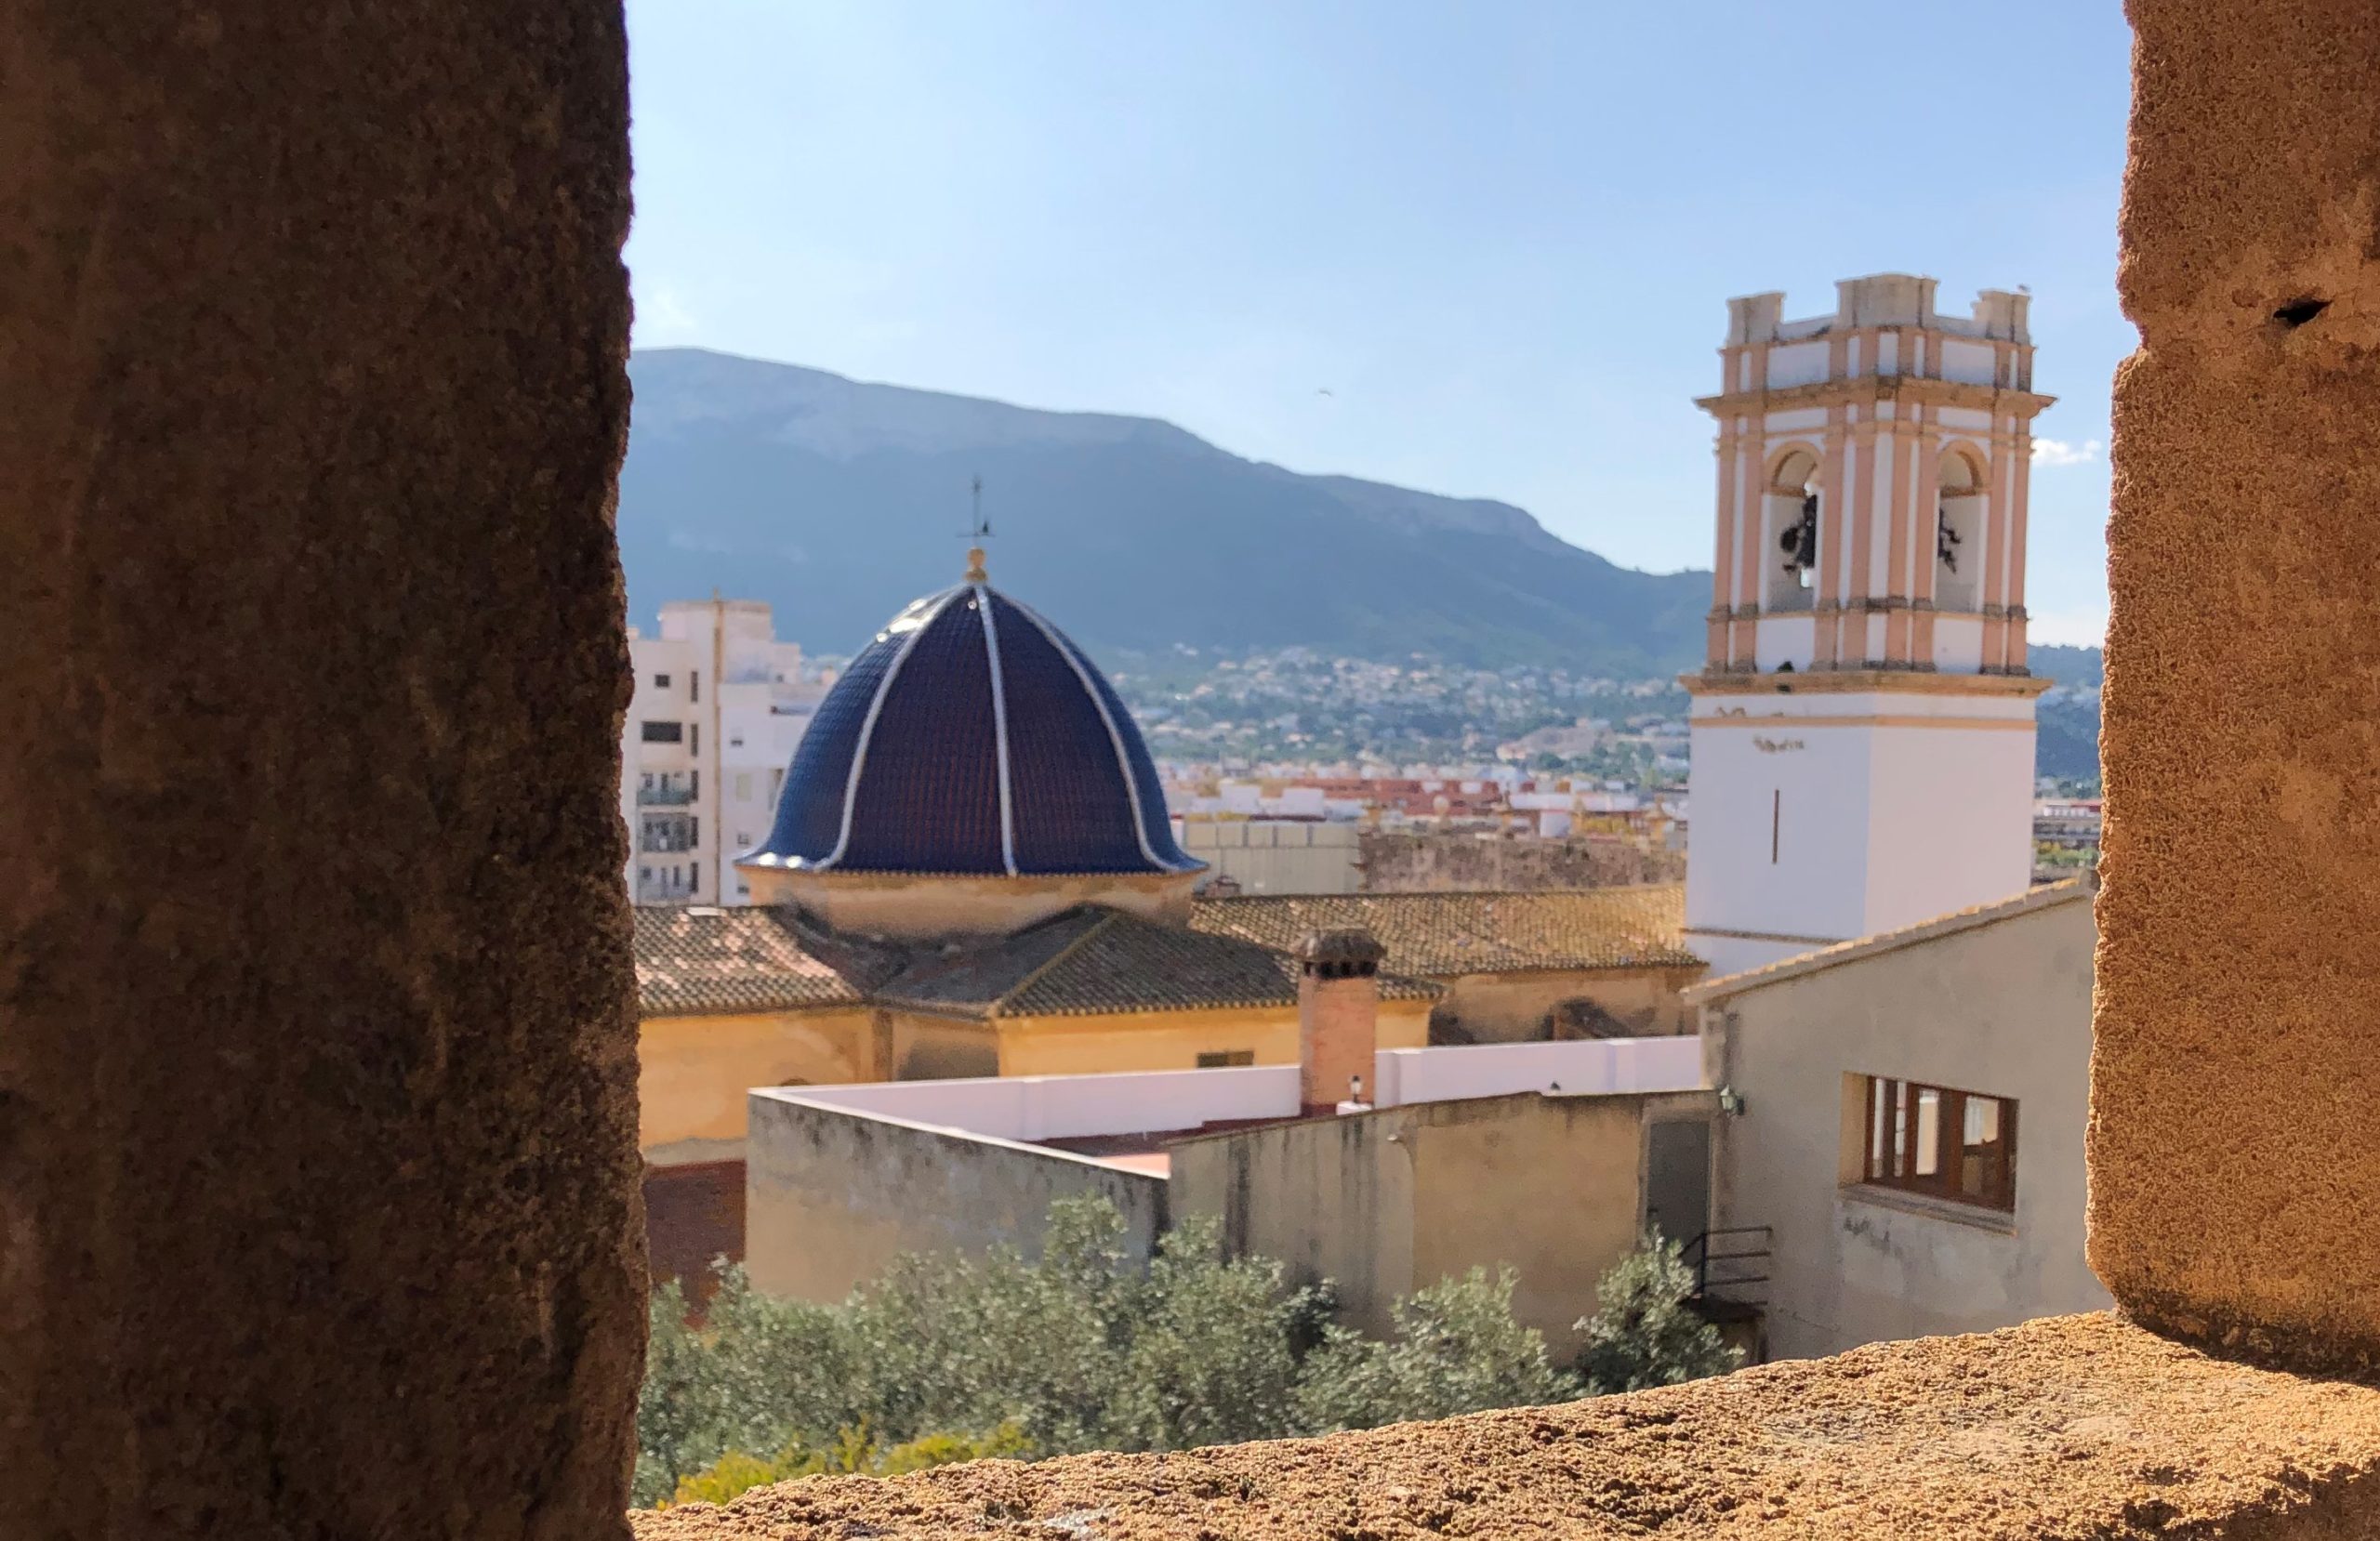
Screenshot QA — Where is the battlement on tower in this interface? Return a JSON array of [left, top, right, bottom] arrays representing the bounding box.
[[1726, 273, 2031, 348], [1713, 277, 2041, 400]]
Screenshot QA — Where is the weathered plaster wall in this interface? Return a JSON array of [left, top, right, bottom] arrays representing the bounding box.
[[1172, 1091, 1708, 1348], [1705, 888, 2108, 1361], [744, 1092, 1169, 1304], [0, 5, 641, 1537], [2094, 0, 2380, 1366], [1409, 1092, 1712, 1350], [1173, 1102, 1419, 1339], [1432, 967, 1699, 1044], [883, 1011, 1004, 1079]]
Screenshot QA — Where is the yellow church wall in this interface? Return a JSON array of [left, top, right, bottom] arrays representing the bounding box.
[[993, 999, 1433, 1077], [882, 1011, 1002, 1080], [638, 993, 1439, 1158], [638, 1007, 877, 1161]]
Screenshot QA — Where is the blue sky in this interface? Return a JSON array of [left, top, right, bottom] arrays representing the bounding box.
[[624, 1, 2134, 645]]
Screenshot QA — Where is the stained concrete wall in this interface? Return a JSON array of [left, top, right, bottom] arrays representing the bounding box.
[[0, 5, 641, 1536], [1172, 1091, 1714, 1349], [1703, 886, 2108, 1361], [2094, 0, 2380, 1368], [744, 1090, 1169, 1304]]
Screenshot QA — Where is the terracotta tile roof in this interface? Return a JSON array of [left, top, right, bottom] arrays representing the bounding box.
[[1190, 884, 1698, 977], [874, 907, 1442, 1021], [636, 902, 1444, 1023], [632, 905, 899, 1019]]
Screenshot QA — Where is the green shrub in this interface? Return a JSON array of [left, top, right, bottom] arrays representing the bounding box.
[[1573, 1231, 1745, 1394], [667, 1422, 1030, 1508], [1294, 1267, 1580, 1433], [635, 1197, 1748, 1506]]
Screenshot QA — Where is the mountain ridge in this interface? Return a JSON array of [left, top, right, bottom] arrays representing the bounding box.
[[619, 348, 1707, 671]]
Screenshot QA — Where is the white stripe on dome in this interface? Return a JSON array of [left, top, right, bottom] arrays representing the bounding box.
[[973, 582, 1020, 876], [1005, 593, 1183, 873], [820, 584, 965, 871]]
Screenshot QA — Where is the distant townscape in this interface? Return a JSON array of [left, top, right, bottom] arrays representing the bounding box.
[[612, 275, 2118, 1512]]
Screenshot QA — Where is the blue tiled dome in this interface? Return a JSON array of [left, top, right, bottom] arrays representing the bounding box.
[[745, 571, 1201, 877]]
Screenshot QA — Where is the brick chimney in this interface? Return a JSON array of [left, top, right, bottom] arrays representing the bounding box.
[[1293, 927, 1386, 1115]]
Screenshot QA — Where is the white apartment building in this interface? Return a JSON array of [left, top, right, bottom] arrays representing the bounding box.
[[620, 599, 830, 905]]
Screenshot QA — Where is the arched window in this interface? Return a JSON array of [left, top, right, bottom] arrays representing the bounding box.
[[1765, 448, 1821, 612], [1936, 450, 1985, 612]]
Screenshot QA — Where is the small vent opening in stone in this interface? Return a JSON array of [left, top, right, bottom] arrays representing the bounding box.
[[2273, 296, 2330, 328]]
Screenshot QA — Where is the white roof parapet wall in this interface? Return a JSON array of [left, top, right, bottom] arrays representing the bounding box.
[[766, 1037, 1708, 1145], [1370, 1036, 1705, 1109], [783, 1064, 1295, 1145]]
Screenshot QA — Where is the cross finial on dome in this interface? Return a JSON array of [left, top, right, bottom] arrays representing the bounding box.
[[962, 472, 993, 583]]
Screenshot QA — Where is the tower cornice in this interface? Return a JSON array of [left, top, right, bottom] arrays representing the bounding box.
[[1695, 377, 2056, 421], [1677, 667, 2055, 699]]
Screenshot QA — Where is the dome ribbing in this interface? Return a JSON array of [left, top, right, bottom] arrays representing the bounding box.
[[744, 575, 1199, 878]]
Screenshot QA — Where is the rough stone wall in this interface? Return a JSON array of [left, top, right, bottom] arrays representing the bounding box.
[[2094, 0, 2380, 1366], [0, 5, 642, 1537], [1359, 831, 1684, 893]]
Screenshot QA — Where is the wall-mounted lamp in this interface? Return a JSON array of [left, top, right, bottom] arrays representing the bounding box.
[[1715, 1085, 1748, 1116]]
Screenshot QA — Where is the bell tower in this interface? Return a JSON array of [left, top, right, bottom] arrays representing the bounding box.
[[1683, 275, 2056, 977]]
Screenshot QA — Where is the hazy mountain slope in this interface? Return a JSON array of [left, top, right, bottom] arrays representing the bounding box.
[[2029, 643, 2105, 781], [619, 349, 1710, 669]]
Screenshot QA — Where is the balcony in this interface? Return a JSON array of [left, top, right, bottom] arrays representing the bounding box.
[[639, 783, 697, 807]]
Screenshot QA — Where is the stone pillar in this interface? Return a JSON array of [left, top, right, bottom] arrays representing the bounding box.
[[2092, 0, 2380, 1367], [1293, 929, 1385, 1114], [0, 5, 642, 1537]]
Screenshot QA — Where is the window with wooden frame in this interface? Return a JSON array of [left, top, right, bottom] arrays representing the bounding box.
[[1858, 1074, 2016, 1212]]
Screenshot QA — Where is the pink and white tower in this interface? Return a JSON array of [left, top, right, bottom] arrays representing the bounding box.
[[1683, 274, 2056, 977]]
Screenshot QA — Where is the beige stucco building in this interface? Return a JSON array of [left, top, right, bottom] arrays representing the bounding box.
[[1693, 876, 2107, 1361]]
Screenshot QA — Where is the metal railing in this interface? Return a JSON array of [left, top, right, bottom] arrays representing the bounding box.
[[1680, 1225, 1773, 1306], [638, 784, 697, 807]]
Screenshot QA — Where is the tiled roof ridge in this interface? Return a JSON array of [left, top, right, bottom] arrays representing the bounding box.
[[985, 906, 1121, 1021], [632, 902, 880, 1019]]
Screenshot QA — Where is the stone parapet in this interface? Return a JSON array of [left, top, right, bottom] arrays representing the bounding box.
[[631, 1314, 2380, 1539], [0, 3, 642, 1534], [2092, 0, 2380, 1367]]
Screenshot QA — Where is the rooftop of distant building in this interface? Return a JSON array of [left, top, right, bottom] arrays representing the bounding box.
[[1191, 884, 1696, 976]]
